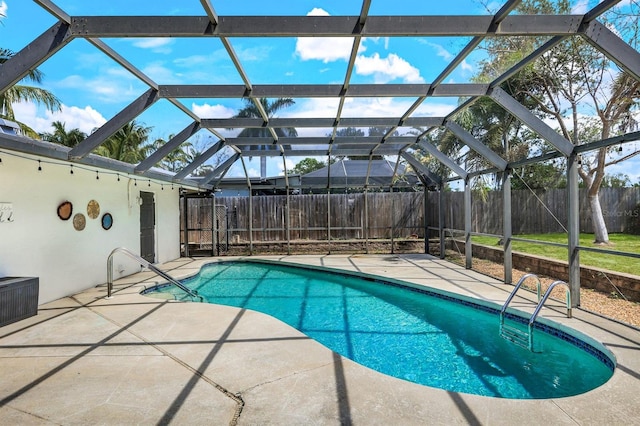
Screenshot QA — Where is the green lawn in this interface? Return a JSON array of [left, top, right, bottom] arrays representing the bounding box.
[[471, 233, 640, 276]]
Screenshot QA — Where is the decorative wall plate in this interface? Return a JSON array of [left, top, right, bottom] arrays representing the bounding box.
[[87, 199, 100, 219], [101, 212, 113, 230], [73, 213, 86, 231], [57, 201, 73, 220]]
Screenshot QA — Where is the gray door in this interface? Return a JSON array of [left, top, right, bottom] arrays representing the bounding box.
[[140, 191, 155, 263]]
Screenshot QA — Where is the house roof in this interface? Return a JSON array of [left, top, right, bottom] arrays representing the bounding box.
[[302, 159, 419, 189]]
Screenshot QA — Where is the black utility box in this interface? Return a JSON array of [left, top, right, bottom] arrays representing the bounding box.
[[0, 277, 39, 327]]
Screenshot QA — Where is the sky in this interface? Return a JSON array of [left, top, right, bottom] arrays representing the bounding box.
[[1, 0, 639, 183]]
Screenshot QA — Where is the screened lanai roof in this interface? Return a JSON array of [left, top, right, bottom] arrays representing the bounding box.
[[1, 0, 639, 191]]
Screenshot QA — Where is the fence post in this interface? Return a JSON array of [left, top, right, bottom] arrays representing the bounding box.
[[286, 191, 291, 255]]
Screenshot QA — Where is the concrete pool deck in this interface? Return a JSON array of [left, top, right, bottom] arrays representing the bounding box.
[[1, 254, 639, 425]]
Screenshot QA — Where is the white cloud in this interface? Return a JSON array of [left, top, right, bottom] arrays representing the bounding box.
[[0, 1, 8, 18], [571, 0, 589, 14], [191, 103, 236, 119], [355, 53, 425, 84], [420, 41, 454, 61], [295, 8, 354, 63], [278, 158, 295, 175], [13, 102, 107, 134], [236, 45, 273, 61], [132, 38, 173, 53], [461, 59, 473, 73], [55, 70, 141, 103]]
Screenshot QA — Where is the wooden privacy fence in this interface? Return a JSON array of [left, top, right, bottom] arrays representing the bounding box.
[[425, 187, 640, 235], [214, 192, 426, 242], [183, 187, 640, 245]]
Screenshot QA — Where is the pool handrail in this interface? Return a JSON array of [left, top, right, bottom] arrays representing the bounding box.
[[106, 247, 200, 300], [500, 273, 542, 324], [527, 280, 572, 349]]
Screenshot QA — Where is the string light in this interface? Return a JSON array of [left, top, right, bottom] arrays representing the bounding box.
[[0, 149, 194, 191]]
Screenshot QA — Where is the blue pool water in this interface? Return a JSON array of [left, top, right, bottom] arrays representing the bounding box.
[[146, 261, 614, 399]]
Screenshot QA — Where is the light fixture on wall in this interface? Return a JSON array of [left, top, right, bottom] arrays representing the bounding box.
[[134, 179, 137, 186], [96, 171, 99, 180], [117, 173, 120, 182], [70, 165, 74, 175], [148, 179, 151, 187], [37, 160, 42, 171]]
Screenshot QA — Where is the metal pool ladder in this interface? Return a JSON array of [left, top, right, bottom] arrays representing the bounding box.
[[106, 247, 201, 300], [499, 274, 572, 351]]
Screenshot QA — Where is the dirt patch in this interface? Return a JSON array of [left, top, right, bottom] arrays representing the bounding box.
[[445, 251, 640, 328]]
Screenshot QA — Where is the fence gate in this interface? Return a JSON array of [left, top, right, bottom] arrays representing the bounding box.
[[181, 193, 215, 257], [214, 205, 229, 255]]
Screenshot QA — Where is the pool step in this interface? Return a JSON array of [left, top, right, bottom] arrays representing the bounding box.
[[500, 324, 529, 349]]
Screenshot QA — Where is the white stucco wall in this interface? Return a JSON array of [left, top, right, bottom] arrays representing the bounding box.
[[0, 153, 182, 304]]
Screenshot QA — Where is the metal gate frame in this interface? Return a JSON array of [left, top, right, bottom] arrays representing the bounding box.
[[181, 192, 214, 257]]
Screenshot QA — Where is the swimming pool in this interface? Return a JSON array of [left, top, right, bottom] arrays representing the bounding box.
[[144, 260, 614, 399]]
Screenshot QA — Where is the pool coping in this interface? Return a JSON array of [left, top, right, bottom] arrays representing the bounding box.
[[1, 254, 639, 425]]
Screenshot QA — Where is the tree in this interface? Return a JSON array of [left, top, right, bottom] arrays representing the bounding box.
[[40, 121, 87, 148], [232, 98, 297, 178], [511, 162, 567, 191], [474, 0, 640, 243], [289, 158, 325, 175], [150, 134, 195, 172], [97, 120, 152, 163], [0, 48, 61, 138]]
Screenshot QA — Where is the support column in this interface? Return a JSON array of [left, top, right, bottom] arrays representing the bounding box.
[[286, 190, 291, 255], [502, 171, 513, 284], [438, 185, 445, 259], [249, 188, 254, 255], [464, 177, 472, 269], [364, 189, 369, 254], [424, 187, 429, 254], [390, 187, 396, 254], [567, 153, 581, 306], [183, 193, 189, 257], [327, 189, 331, 254]]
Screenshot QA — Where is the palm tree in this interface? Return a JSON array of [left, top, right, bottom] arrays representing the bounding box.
[[97, 120, 152, 163], [0, 48, 61, 138], [233, 98, 297, 178], [41, 121, 87, 148], [151, 135, 195, 172]]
